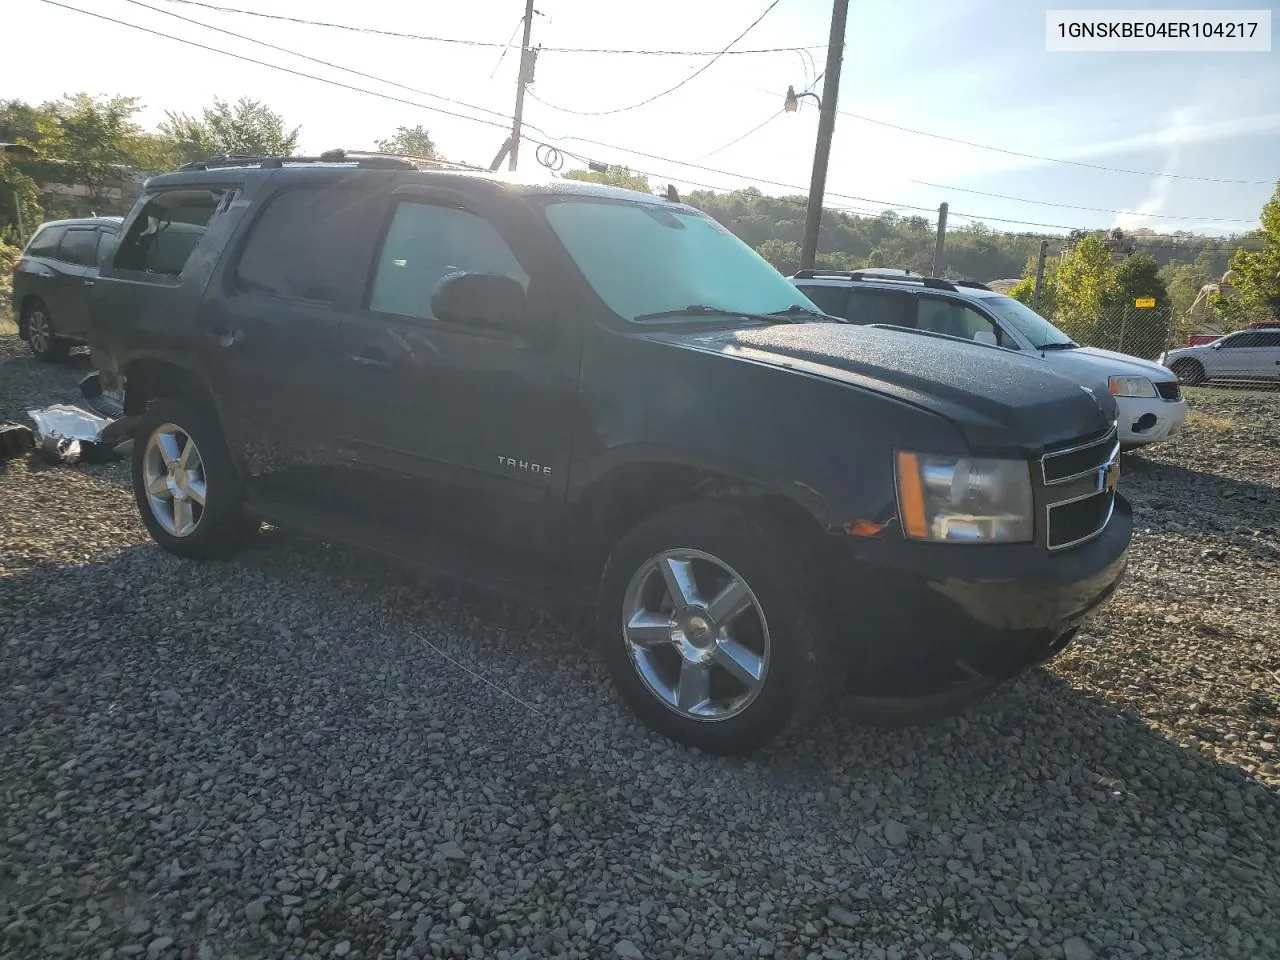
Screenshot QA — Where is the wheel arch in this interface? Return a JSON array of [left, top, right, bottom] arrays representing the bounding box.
[[572, 452, 831, 582], [121, 357, 219, 417]]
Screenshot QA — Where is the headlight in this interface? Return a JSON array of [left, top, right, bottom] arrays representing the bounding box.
[[1108, 376, 1157, 398], [895, 451, 1033, 543]]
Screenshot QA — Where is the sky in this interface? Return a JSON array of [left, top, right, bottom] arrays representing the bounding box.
[[9, 0, 1280, 236]]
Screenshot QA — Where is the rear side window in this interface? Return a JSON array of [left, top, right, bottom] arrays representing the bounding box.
[[1258, 332, 1280, 348], [26, 225, 67, 257], [1221, 333, 1260, 348], [368, 202, 527, 321], [115, 188, 227, 278], [58, 228, 100, 266], [846, 290, 913, 326], [796, 284, 849, 319], [235, 185, 360, 303]]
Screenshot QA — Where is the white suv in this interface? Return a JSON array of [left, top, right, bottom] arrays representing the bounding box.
[[791, 270, 1188, 449], [1160, 328, 1280, 385]]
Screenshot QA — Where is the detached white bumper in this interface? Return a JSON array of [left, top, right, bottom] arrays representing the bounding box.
[[1117, 394, 1188, 447]]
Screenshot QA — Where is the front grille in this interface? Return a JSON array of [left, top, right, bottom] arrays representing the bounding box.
[[1041, 427, 1119, 550], [1041, 428, 1117, 485], [1048, 492, 1114, 549], [1155, 381, 1181, 401]]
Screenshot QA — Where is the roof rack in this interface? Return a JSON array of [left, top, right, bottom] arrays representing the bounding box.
[[792, 268, 961, 291], [177, 148, 492, 173]]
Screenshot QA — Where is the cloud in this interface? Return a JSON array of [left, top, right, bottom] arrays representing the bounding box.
[[1111, 105, 1197, 229]]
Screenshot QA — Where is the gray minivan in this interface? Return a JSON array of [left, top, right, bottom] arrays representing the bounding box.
[[11, 216, 122, 360]]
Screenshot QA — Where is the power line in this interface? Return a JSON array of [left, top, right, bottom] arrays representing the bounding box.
[[837, 108, 1272, 186], [696, 111, 784, 160], [153, 0, 823, 56], [524, 0, 783, 117], [910, 179, 1260, 223], [119, 0, 515, 124], [37, 0, 515, 132], [697, 70, 824, 160]]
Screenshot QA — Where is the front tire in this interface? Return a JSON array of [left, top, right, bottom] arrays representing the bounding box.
[[23, 299, 71, 361], [599, 502, 829, 754], [1171, 358, 1205, 385], [132, 396, 254, 560]]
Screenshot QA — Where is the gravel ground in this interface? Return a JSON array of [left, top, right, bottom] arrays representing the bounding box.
[[2, 335, 1278, 960]]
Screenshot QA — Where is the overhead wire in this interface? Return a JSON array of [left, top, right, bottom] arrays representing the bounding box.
[[837, 108, 1272, 186], [117, 0, 517, 125], [41, 0, 517, 132], [696, 69, 824, 161], [41, 0, 1265, 236], [524, 0, 784, 116], [909, 179, 1261, 222], [152, 0, 824, 56]]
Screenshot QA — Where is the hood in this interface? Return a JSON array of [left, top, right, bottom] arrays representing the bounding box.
[[1037, 345, 1176, 386], [648, 323, 1117, 454]]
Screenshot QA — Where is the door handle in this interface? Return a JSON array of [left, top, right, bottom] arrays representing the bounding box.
[[344, 348, 392, 369], [83, 279, 95, 287]]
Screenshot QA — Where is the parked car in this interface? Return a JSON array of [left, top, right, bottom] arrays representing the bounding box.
[[1160, 328, 1280, 384], [11, 216, 122, 360], [88, 154, 1131, 753], [791, 270, 1188, 449]]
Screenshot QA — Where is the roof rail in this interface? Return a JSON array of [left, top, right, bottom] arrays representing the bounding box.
[[952, 279, 992, 291], [179, 151, 416, 172], [792, 268, 961, 292], [177, 148, 491, 173]]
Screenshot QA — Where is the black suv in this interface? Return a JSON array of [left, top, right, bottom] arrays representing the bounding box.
[[88, 154, 1131, 753], [12, 216, 122, 359]]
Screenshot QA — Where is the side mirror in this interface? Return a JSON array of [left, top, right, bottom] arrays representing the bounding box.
[[973, 330, 998, 346], [432, 272, 528, 328]]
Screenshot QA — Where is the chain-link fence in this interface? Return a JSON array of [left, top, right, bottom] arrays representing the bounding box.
[[1068, 304, 1280, 391]]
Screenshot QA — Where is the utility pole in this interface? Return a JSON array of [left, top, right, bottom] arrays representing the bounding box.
[[799, 0, 849, 270], [931, 202, 948, 278], [508, 0, 536, 171], [1031, 239, 1048, 312], [11, 188, 26, 246]]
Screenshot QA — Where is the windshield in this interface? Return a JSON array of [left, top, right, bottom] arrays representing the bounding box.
[[541, 199, 819, 322], [981, 295, 1076, 349]]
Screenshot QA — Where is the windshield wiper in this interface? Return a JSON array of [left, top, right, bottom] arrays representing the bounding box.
[[1038, 341, 1081, 350], [633, 304, 805, 324], [767, 303, 847, 323]]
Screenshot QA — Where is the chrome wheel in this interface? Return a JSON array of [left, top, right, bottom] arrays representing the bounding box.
[[27, 308, 51, 354], [621, 549, 770, 722], [142, 423, 207, 537]]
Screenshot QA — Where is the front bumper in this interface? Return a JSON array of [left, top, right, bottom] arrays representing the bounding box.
[[1117, 395, 1187, 447], [829, 496, 1132, 714]]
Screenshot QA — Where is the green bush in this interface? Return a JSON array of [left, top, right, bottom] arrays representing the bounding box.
[[0, 239, 20, 329]]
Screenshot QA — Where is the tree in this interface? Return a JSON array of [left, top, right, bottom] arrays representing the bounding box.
[[1161, 262, 1211, 318], [756, 239, 801, 275], [1009, 255, 1059, 319], [0, 155, 42, 244], [1053, 234, 1116, 340], [1098, 253, 1169, 354], [562, 166, 650, 192], [375, 125, 436, 159], [55, 94, 150, 203], [1108, 253, 1167, 307], [1213, 180, 1280, 325], [159, 97, 300, 163]]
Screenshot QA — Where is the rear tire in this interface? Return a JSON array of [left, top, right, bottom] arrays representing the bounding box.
[[132, 396, 255, 560], [598, 501, 830, 754], [23, 299, 71, 361], [1171, 358, 1205, 385]]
